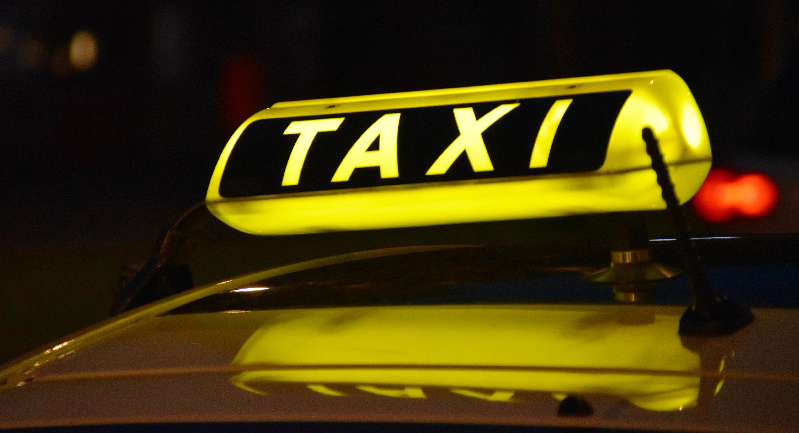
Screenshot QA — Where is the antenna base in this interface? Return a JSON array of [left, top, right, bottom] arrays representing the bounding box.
[[679, 297, 754, 336]]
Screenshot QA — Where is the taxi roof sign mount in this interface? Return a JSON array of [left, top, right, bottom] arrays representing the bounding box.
[[206, 70, 711, 235]]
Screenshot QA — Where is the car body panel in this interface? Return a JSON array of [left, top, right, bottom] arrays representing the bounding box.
[[2, 245, 799, 432], [2, 306, 799, 431]]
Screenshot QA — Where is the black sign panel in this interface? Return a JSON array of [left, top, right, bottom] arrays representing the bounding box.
[[219, 91, 631, 198]]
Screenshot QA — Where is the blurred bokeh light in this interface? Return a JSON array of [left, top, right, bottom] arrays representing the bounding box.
[[693, 168, 779, 222], [69, 30, 97, 71]]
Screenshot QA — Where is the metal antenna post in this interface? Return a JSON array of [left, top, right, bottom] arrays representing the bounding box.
[[642, 127, 753, 335]]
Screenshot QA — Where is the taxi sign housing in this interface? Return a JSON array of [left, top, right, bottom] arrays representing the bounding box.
[[207, 70, 711, 235]]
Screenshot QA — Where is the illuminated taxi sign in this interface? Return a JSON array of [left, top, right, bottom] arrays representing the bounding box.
[[207, 70, 711, 235]]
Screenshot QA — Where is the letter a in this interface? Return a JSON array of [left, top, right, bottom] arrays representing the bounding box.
[[307, 384, 347, 397], [450, 388, 516, 402], [426, 103, 518, 175], [332, 113, 401, 182], [356, 385, 426, 399]]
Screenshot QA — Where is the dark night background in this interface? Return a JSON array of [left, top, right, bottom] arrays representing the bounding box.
[[2, 1, 799, 363]]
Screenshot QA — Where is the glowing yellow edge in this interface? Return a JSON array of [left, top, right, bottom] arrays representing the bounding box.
[[206, 70, 711, 235]]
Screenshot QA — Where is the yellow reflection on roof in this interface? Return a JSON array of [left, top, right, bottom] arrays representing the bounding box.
[[230, 304, 701, 412]]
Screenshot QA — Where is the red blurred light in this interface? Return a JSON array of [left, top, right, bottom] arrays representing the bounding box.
[[734, 173, 778, 216], [692, 168, 778, 222], [221, 54, 266, 131]]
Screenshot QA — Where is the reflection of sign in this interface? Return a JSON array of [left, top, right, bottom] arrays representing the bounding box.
[[207, 70, 712, 235], [230, 305, 701, 412], [240, 383, 542, 402]]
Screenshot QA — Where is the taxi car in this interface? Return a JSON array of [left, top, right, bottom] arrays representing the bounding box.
[[2, 70, 799, 432]]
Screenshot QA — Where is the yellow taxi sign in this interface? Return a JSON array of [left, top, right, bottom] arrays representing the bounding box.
[[207, 70, 711, 235]]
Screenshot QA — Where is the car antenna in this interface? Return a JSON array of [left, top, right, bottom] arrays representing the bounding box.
[[642, 127, 753, 335]]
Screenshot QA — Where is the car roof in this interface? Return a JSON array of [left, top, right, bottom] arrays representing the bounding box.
[[3, 241, 799, 431]]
